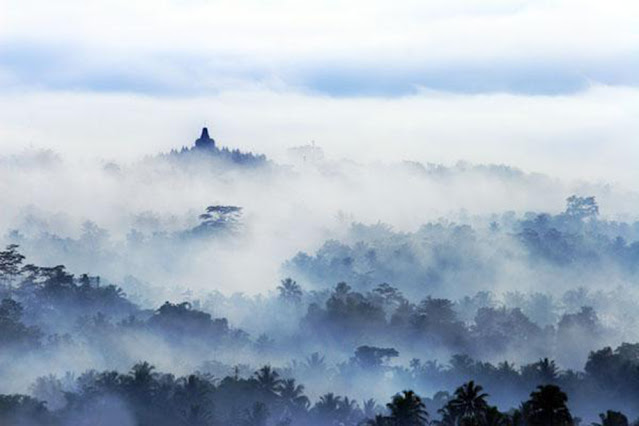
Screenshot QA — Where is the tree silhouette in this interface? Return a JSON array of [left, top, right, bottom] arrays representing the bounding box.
[[303, 352, 329, 377], [278, 378, 309, 416], [253, 366, 282, 397], [483, 406, 508, 426], [386, 390, 429, 426], [593, 410, 629, 426], [314, 392, 341, 417], [565, 195, 599, 220], [353, 345, 399, 369], [192, 205, 243, 236], [0, 298, 42, 348], [175, 374, 215, 426], [440, 381, 489, 425], [0, 244, 25, 285], [522, 358, 559, 385], [277, 278, 303, 304], [0, 394, 49, 426], [525, 385, 572, 426], [362, 398, 379, 419]]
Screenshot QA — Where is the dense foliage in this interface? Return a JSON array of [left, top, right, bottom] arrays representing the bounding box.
[[0, 362, 627, 426], [4, 197, 639, 423]]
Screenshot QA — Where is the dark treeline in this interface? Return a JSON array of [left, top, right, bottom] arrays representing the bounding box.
[[0, 361, 634, 426]]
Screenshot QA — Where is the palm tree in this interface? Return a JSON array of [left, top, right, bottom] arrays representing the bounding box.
[[94, 371, 121, 394], [277, 278, 303, 303], [444, 381, 489, 424], [305, 352, 327, 369], [125, 361, 158, 400], [363, 398, 379, 419], [278, 378, 309, 415], [313, 392, 343, 424], [521, 358, 560, 386], [315, 392, 341, 414], [386, 390, 429, 426], [304, 352, 329, 379], [130, 362, 156, 384], [526, 385, 572, 426], [253, 365, 282, 397], [175, 374, 215, 425], [593, 410, 629, 426], [434, 407, 456, 426], [483, 406, 508, 426], [337, 396, 359, 424], [536, 358, 559, 383]]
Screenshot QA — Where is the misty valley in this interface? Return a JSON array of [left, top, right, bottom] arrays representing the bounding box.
[[0, 129, 639, 426]]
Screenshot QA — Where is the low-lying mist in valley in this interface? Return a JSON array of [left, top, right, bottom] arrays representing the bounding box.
[[2, 132, 639, 424]]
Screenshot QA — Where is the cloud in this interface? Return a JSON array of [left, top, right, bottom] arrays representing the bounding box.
[[0, 85, 638, 185], [1, 0, 638, 96]]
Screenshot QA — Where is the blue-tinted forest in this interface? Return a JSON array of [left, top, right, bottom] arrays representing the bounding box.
[[3, 193, 639, 424], [2, 132, 639, 425]]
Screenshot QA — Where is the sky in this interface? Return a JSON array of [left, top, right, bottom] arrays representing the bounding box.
[[0, 0, 638, 183]]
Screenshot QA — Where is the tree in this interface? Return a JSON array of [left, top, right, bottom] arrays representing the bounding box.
[[521, 358, 560, 385], [362, 398, 379, 419], [277, 278, 303, 304], [353, 346, 399, 369], [253, 366, 282, 397], [124, 360, 159, 416], [565, 195, 598, 220], [149, 301, 229, 340], [0, 298, 42, 348], [336, 396, 359, 424], [304, 352, 327, 371], [593, 411, 628, 426], [525, 385, 572, 426], [313, 393, 342, 423], [0, 244, 24, 284], [386, 390, 429, 426], [193, 205, 243, 235], [29, 375, 66, 411], [484, 406, 508, 426], [175, 374, 215, 426], [278, 378, 309, 415], [372, 283, 406, 311], [0, 394, 50, 426], [441, 381, 489, 425]]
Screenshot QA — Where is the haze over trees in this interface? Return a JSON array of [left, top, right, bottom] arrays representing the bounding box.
[[1, 131, 639, 424]]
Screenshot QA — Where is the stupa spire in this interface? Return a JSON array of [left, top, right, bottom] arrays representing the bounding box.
[[195, 127, 215, 149]]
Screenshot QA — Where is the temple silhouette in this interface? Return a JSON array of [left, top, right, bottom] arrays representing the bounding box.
[[160, 127, 268, 167], [194, 127, 215, 150]]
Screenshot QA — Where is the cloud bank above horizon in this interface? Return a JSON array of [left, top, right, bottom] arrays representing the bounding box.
[[1, 0, 638, 185], [2, 0, 638, 96]]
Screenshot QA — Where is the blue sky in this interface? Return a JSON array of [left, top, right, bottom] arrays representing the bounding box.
[[1, 40, 638, 96]]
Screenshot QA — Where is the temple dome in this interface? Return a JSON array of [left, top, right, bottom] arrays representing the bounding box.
[[195, 127, 215, 149]]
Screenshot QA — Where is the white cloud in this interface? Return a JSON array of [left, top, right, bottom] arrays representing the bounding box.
[[0, 85, 637, 185], [1, 0, 638, 94]]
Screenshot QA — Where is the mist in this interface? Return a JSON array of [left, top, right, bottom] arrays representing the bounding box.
[[1, 129, 639, 423], [3, 0, 639, 424]]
